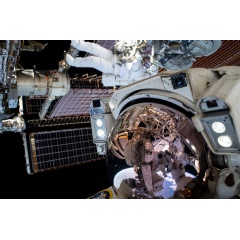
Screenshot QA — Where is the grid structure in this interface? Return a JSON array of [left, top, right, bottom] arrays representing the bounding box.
[[26, 97, 61, 115], [28, 116, 91, 128], [49, 88, 113, 118], [29, 128, 104, 173]]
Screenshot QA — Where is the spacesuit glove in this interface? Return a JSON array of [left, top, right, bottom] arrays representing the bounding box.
[[65, 53, 76, 66], [71, 40, 81, 49]]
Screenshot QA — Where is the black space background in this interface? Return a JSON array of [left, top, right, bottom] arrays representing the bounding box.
[[0, 40, 112, 199]]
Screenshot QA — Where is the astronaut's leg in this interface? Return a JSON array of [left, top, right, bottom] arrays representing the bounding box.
[[66, 54, 119, 74], [71, 40, 114, 60]]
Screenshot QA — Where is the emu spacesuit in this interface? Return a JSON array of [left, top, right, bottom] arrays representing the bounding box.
[[66, 40, 158, 85]]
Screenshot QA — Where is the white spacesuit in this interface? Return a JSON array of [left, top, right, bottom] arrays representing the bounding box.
[[66, 40, 158, 85]]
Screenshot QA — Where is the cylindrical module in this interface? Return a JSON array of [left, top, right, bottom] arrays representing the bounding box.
[[16, 69, 70, 97]]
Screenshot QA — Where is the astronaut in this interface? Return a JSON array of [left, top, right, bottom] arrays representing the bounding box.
[[65, 40, 158, 83]]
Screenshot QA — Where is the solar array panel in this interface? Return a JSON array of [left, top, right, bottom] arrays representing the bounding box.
[[29, 128, 104, 173], [25, 97, 61, 115], [49, 88, 113, 118], [28, 116, 91, 128]]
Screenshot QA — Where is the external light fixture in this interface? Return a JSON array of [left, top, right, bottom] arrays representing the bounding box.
[[212, 122, 226, 133], [218, 136, 232, 147], [90, 115, 107, 142], [201, 111, 240, 153], [97, 129, 105, 138], [90, 112, 114, 144], [96, 119, 103, 127], [90, 98, 115, 155]]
